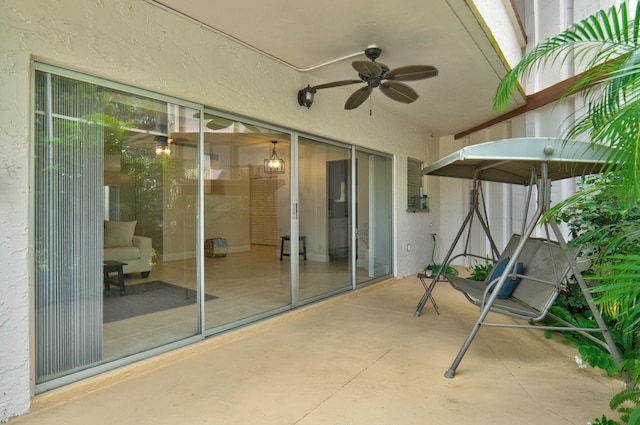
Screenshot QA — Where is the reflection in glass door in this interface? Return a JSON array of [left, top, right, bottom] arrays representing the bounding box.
[[355, 149, 393, 285], [33, 69, 202, 385], [201, 113, 292, 331], [298, 137, 352, 301], [101, 94, 201, 361]]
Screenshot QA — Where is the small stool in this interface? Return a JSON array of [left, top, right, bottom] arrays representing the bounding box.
[[103, 260, 128, 296], [417, 272, 439, 314], [280, 235, 307, 260]]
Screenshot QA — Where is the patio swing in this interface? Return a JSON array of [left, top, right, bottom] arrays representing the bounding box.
[[413, 137, 630, 383]]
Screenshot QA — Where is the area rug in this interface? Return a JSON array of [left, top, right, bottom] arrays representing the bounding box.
[[104, 280, 217, 323]]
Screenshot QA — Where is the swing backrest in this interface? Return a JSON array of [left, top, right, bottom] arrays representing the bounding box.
[[499, 234, 578, 313]]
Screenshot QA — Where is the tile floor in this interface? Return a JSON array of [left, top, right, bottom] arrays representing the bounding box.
[[102, 244, 373, 361], [19, 275, 625, 425]]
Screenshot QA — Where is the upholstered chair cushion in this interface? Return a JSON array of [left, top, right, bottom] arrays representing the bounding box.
[[104, 220, 137, 248]]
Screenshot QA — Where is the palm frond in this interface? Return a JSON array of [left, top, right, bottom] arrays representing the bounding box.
[[494, 3, 640, 112], [588, 253, 640, 333], [610, 388, 640, 424]]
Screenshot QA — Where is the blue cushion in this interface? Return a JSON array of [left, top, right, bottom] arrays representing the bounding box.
[[487, 257, 524, 299]]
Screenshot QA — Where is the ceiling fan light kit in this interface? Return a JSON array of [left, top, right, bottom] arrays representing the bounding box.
[[297, 45, 438, 110]]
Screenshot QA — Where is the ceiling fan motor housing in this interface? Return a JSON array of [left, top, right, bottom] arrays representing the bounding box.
[[365, 46, 382, 61]]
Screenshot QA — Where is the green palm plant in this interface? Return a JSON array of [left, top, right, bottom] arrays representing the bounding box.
[[493, 3, 640, 423]]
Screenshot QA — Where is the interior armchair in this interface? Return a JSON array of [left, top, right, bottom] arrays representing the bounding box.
[[103, 220, 153, 277]]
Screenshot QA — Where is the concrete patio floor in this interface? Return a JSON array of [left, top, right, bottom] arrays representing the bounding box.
[[14, 276, 624, 424]]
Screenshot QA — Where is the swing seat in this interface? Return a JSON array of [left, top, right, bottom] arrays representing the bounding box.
[[444, 234, 578, 321]]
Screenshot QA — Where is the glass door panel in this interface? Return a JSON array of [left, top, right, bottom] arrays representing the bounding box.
[[298, 137, 352, 301], [202, 113, 291, 330], [355, 150, 393, 285], [34, 70, 201, 383], [102, 92, 201, 361]]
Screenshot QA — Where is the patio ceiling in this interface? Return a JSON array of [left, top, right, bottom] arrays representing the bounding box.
[[146, 0, 526, 136]]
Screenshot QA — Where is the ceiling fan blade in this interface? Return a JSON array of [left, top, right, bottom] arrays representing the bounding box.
[[385, 65, 438, 81], [169, 137, 197, 148], [380, 82, 419, 104], [352, 61, 383, 77], [312, 80, 362, 90], [172, 141, 198, 148], [205, 116, 235, 130], [345, 86, 372, 110]]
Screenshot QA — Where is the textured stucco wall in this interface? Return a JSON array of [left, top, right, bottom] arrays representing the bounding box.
[[0, 0, 433, 420], [0, 2, 33, 420]]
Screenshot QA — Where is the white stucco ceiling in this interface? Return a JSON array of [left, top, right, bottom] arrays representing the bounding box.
[[147, 0, 526, 136]]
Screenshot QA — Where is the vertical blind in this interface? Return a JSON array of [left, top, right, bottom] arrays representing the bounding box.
[[34, 72, 104, 382]]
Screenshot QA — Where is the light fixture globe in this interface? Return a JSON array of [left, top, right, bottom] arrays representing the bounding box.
[[154, 135, 171, 156], [264, 141, 285, 174], [297, 85, 315, 109]]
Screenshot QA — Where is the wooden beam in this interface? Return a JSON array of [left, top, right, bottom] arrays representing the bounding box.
[[454, 56, 622, 140], [455, 74, 584, 139]]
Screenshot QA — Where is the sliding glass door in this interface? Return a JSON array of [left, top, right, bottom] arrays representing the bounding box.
[[201, 112, 292, 331], [355, 149, 393, 284], [100, 94, 201, 361], [32, 63, 394, 390], [34, 68, 201, 385], [297, 137, 353, 301]]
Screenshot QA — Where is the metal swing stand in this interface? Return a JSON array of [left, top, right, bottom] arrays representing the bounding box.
[[413, 137, 632, 387], [414, 176, 500, 317]]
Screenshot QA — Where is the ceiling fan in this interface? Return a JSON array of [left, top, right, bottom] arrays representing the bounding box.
[[298, 45, 438, 110]]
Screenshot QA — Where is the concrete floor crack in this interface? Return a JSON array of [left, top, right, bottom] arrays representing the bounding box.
[[293, 347, 394, 424]]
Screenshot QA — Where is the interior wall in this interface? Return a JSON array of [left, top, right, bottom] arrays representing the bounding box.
[[203, 142, 273, 256], [0, 0, 435, 418], [298, 144, 330, 262], [356, 155, 371, 269]]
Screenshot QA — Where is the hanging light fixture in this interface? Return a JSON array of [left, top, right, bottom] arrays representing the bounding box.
[[264, 141, 285, 174], [154, 135, 171, 156]]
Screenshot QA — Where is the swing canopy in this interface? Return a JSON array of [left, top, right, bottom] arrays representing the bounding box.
[[423, 137, 615, 184]]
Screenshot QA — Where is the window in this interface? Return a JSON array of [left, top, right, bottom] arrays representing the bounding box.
[[407, 157, 425, 212]]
